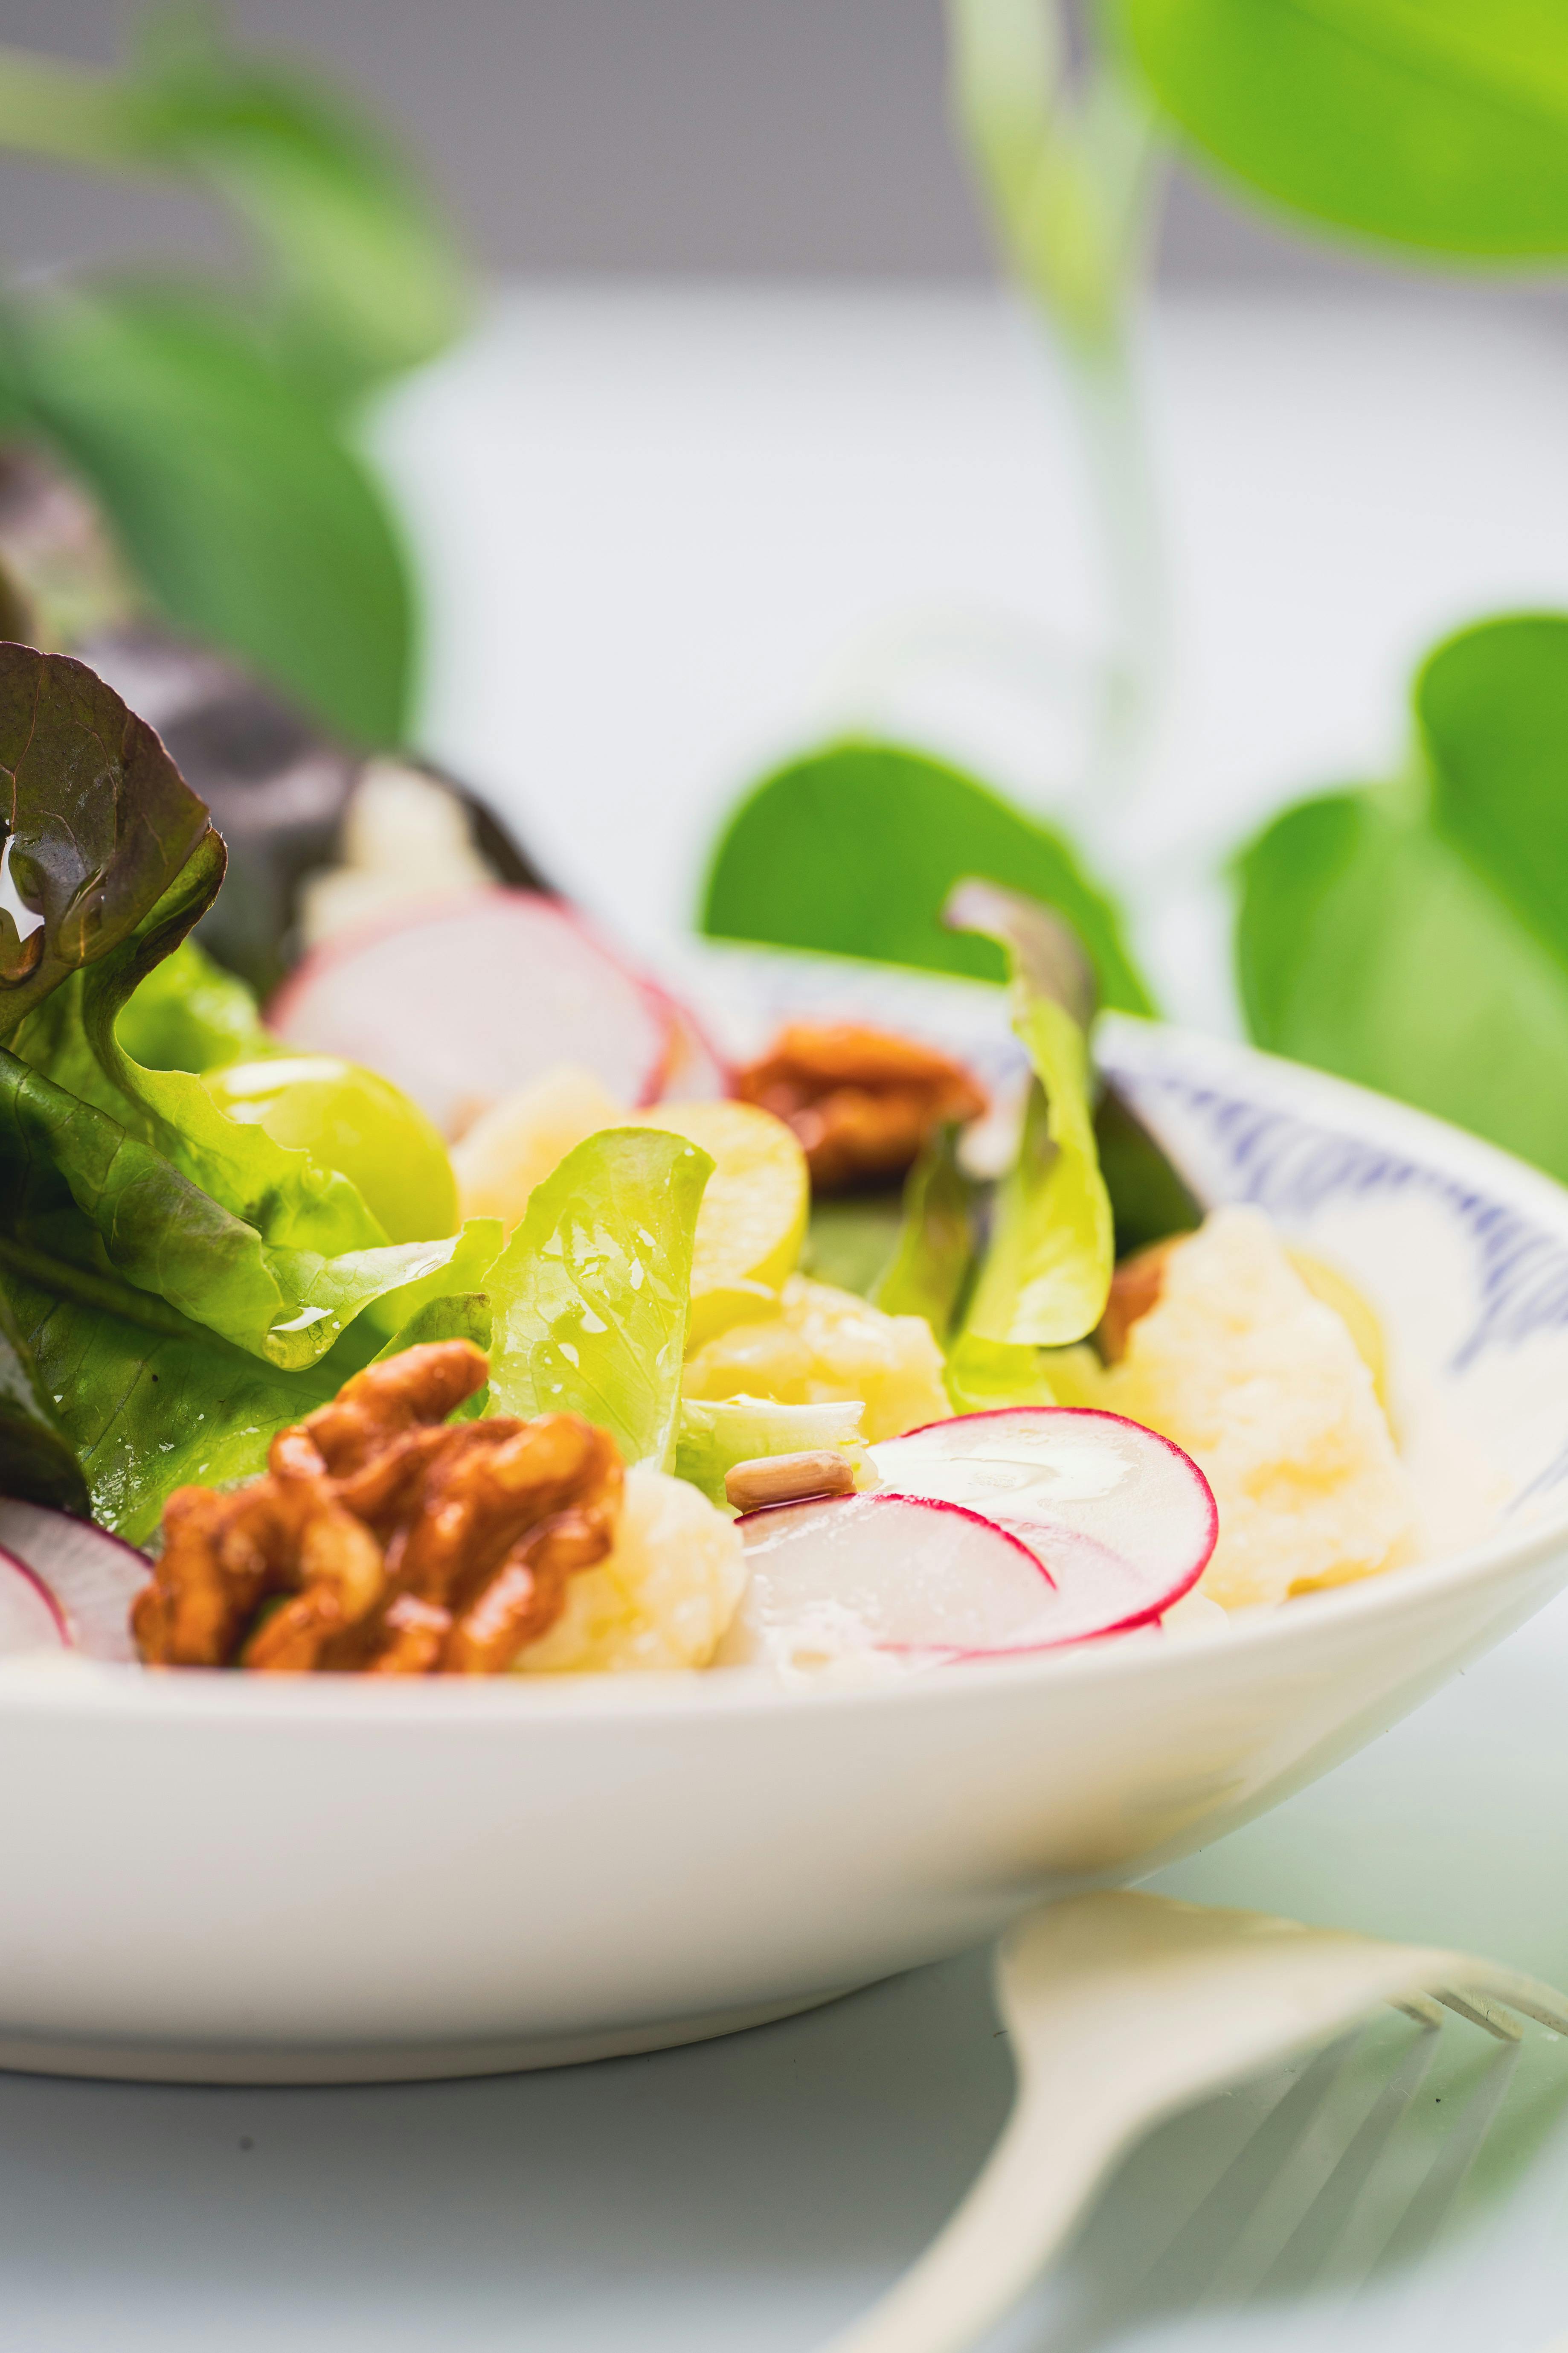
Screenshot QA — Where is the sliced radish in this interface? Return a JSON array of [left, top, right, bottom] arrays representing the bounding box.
[[0, 1501, 148, 1663], [0, 1546, 69, 1658], [647, 987, 732, 1102], [729, 1492, 1060, 1663], [869, 1408, 1217, 1649], [266, 889, 678, 1131]]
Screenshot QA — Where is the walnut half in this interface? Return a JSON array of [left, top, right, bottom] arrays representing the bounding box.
[[735, 1022, 986, 1192], [131, 1340, 624, 1675]]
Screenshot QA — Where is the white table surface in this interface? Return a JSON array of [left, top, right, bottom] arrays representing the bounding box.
[[10, 285, 1568, 2349]]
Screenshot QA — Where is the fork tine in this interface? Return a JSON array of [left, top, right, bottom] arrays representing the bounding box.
[[1437, 1989, 1525, 2042], [1366, 2039, 1522, 2279], [1261, 2011, 1443, 2299]]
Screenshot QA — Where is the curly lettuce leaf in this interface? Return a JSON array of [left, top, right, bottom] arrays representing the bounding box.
[[0, 643, 216, 1040], [1, 1251, 339, 1540], [17, 835, 392, 1254], [488, 1129, 712, 1469], [0, 1044, 494, 1371], [0, 1227, 500, 1540], [947, 878, 1114, 1350], [675, 1395, 865, 1510]]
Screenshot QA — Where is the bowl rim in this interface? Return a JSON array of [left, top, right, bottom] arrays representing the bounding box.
[[9, 1015, 1568, 1733]]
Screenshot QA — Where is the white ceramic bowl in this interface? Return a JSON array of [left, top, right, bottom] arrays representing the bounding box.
[[6, 981, 1568, 2083]]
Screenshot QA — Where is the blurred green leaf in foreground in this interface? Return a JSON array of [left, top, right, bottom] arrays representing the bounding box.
[[0, 10, 473, 742], [1118, 0, 1568, 259], [1236, 615, 1568, 1185]]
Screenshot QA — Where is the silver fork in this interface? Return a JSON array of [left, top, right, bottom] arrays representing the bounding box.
[[822, 1891, 1568, 2353]]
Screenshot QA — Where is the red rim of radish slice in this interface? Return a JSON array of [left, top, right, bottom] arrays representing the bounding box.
[[267, 887, 685, 1121], [871, 1407, 1218, 1649], [0, 1501, 148, 1663], [737, 1407, 1218, 1664], [0, 1542, 70, 1653], [738, 1496, 1067, 1666]]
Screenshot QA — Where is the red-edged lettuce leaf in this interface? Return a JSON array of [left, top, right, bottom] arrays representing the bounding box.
[[0, 643, 217, 1038]]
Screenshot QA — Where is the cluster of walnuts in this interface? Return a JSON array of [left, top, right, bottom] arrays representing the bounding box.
[[132, 1341, 623, 1674], [735, 1022, 986, 1192]]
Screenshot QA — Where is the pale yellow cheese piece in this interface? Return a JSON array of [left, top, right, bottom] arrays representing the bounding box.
[[514, 1464, 745, 1674], [451, 1067, 624, 1227], [1099, 1207, 1416, 1609], [682, 1274, 950, 1444]]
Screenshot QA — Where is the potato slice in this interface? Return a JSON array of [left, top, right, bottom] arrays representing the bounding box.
[[640, 1099, 810, 1300]]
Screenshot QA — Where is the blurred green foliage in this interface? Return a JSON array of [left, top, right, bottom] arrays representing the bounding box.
[[0, 10, 472, 742], [1236, 618, 1568, 1183], [1118, 0, 1568, 259]]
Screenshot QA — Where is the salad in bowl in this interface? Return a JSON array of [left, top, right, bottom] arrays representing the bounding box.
[[3, 640, 1567, 2083], [0, 645, 1419, 1689]]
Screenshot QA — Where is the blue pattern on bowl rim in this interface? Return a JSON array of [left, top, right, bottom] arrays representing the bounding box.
[[675, 942, 1568, 1529]]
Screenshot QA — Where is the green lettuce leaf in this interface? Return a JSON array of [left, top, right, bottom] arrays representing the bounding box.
[[0, 1277, 89, 1514], [870, 1123, 979, 1342], [1, 1251, 339, 1542], [945, 1329, 1060, 1415], [0, 643, 216, 1039], [17, 835, 391, 1253], [703, 739, 1155, 1012], [675, 1395, 866, 1510], [799, 1192, 907, 1300], [0, 1044, 495, 1372], [10, 825, 500, 1366], [113, 935, 273, 1074], [948, 878, 1115, 1349], [487, 1129, 712, 1469], [1094, 1083, 1202, 1259]]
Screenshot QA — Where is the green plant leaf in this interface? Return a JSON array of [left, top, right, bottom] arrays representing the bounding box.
[[1094, 1082, 1202, 1259], [0, 1041, 494, 1371], [800, 1192, 907, 1300], [487, 1129, 713, 1470], [0, 289, 414, 743], [1235, 787, 1568, 1182], [1417, 614, 1568, 973], [702, 739, 1155, 1012], [127, 15, 470, 403], [113, 935, 273, 1074], [2, 1250, 337, 1541], [1118, 0, 1568, 256], [870, 1124, 979, 1341], [17, 834, 394, 1253], [0, 1276, 90, 1514], [0, 643, 215, 1041], [945, 1329, 1059, 1413], [949, 878, 1115, 1347], [949, 0, 1161, 354], [0, 24, 469, 405]]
